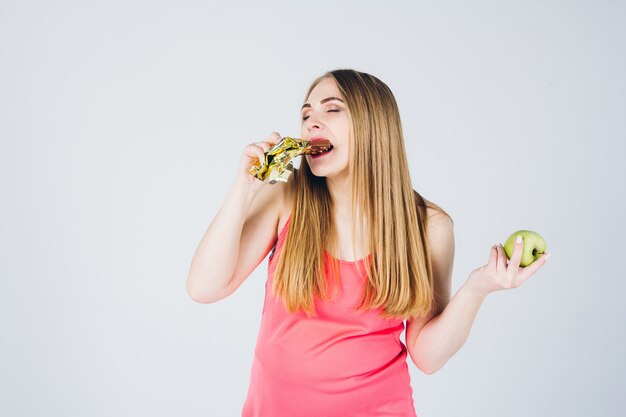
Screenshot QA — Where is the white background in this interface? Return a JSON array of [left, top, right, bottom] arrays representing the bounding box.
[[1, 0, 624, 416]]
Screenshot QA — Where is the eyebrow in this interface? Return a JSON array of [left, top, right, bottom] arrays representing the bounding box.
[[301, 96, 345, 111]]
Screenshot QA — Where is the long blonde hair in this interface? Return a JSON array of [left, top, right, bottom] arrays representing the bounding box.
[[272, 69, 447, 321]]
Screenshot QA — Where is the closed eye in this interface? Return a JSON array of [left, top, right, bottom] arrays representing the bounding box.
[[302, 109, 340, 121]]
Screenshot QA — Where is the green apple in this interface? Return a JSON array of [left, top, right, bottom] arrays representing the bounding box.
[[503, 230, 547, 267]]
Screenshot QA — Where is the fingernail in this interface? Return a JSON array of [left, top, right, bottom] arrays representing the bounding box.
[[545, 252, 551, 260], [516, 235, 522, 244]]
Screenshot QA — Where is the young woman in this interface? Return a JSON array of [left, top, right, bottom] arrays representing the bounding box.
[[186, 69, 550, 417]]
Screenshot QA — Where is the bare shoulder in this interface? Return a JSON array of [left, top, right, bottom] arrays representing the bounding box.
[[422, 197, 454, 228], [422, 198, 454, 260], [415, 195, 455, 311], [420, 197, 454, 308]]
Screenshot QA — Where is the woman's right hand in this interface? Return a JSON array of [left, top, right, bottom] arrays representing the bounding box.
[[234, 131, 283, 195]]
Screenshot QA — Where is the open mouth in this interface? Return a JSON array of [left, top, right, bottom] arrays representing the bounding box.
[[311, 145, 334, 158], [307, 139, 334, 155]]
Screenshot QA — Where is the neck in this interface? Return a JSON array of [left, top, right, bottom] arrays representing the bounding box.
[[326, 171, 353, 218], [326, 171, 369, 252]]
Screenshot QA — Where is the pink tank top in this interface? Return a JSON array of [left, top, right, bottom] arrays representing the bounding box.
[[242, 214, 419, 417]]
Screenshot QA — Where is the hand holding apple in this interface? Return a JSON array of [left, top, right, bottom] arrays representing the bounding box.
[[466, 231, 551, 298], [503, 230, 547, 267]]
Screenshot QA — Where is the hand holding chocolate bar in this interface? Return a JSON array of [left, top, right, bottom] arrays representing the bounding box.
[[248, 136, 332, 184]]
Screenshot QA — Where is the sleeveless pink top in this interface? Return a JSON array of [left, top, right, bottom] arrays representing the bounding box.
[[242, 214, 418, 417]]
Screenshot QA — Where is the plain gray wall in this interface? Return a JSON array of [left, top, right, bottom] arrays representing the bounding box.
[[1, 0, 624, 416]]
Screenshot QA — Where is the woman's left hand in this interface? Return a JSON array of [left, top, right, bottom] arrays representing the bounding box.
[[465, 238, 550, 299]]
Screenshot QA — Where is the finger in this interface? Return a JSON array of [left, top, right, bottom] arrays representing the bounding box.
[[265, 131, 282, 144], [487, 245, 498, 269], [514, 252, 550, 286], [246, 144, 267, 165], [495, 244, 506, 274], [254, 141, 272, 152], [507, 235, 523, 273]]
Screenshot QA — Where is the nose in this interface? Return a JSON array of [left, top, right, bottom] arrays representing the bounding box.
[[304, 125, 323, 141], [303, 112, 323, 132]]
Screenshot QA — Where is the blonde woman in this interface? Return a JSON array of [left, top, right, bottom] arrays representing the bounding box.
[[186, 69, 550, 416]]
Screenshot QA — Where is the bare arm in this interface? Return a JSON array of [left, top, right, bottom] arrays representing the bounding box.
[[407, 209, 550, 374], [186, 178, 257, 302], [406, 209, 455, 374], [185, 132, 284, 303], [410, 282, 485, 375]]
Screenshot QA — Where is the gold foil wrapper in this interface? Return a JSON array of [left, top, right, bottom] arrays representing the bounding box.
[[248, 136, 332, 184]]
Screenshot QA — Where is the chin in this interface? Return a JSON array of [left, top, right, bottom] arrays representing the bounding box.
[[307, 166, 330, 178], [306, 153, 349, 178], [308, 164, 347, 179]]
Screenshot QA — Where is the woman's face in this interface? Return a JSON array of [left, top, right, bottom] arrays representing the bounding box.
[[301, 77, 351, 179]]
